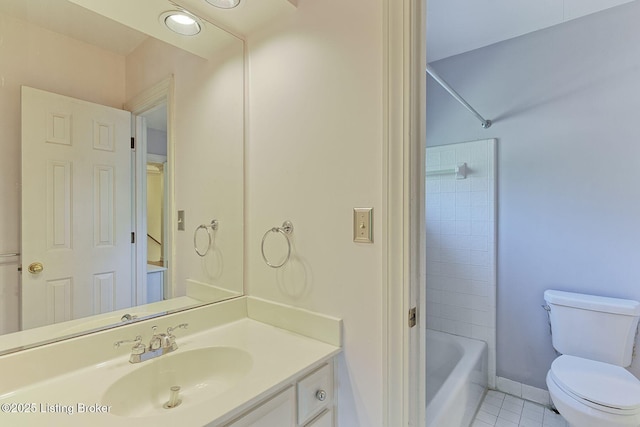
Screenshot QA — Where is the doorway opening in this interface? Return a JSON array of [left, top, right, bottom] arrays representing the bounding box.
[[126, 77, 174, 307], [140, 103, 169, 304]]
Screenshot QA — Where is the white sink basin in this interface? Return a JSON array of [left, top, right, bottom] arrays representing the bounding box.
[[103, 346, 252, 417]]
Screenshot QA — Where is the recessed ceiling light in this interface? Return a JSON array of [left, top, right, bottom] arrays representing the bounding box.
[[160, 11, 202, 36], [205, 0, 241, 9]]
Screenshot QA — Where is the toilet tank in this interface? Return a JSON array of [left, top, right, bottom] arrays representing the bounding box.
[[544, 290, 640, 367]]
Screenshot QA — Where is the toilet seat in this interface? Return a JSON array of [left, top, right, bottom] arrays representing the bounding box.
[[550, 355, 640, 415]]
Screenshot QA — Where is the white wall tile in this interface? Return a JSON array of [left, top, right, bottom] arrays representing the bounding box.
[[470, 281, 489, 296], [471, 191, 488, 206], [456, 179, 471, 192], [456, 208, 472, 221], [426, 139, 496, 385], [471, 250, 489, 266], [441, 179, 457, 193], [457, 192, 471, 207], [472, 205, 489, 221], [471, 177, 488, 191], [426, 151, 441, 167], [441, 149, 456, 166], [426, 315, 442, 330], [472, 221, 489, 236], [471, 235, 488, 251], [426, 179, 441, 193], [441, 220, 457, 235]]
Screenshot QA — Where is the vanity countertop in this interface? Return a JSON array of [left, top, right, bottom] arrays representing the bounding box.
[[0, 316, 340, 426]]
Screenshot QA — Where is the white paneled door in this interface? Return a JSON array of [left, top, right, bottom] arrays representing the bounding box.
[[21, 87, 132, 329]]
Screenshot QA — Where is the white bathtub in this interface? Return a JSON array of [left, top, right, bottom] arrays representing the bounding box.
[[426, 329, 488, 427]]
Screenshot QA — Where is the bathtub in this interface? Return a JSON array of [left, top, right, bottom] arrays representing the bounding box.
[[426, 329, 488, 427]]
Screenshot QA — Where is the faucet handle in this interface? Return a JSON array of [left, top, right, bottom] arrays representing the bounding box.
[[167, 323, 188, 336], [114, 335, 146, 355], [148, 326, 165, 350], [165, 324, 188, 352], [114, 335, 142, 348]]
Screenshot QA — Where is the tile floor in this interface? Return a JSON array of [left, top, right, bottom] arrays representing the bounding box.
[[472, 390, 569, 427]]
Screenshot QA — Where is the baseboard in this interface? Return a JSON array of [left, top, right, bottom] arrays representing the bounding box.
[[495, 376, 550, 406]]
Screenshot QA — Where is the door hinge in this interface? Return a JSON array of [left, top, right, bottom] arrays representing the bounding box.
[[131, 137, 135, 150], [408, 307, 417, 328], [131, 232, 135, 244]]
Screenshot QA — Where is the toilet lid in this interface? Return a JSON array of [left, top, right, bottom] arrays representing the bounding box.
[[550, 355, 640, 412]]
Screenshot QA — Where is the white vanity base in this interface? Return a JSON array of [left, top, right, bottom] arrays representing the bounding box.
[[223, 361, 334, 427]]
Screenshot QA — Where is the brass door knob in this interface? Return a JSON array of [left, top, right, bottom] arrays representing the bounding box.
[[27, 262, 44, 274]]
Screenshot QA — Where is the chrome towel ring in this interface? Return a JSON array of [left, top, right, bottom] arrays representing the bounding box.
[[194, 220, 219, 257], [261, 221, 294, 268]]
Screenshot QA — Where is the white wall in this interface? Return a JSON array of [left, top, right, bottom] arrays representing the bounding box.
[[426, 1, 640, 389], [246, 0, 386, 425], [126, 37, 245, 299], [0, 12, 126, 335]]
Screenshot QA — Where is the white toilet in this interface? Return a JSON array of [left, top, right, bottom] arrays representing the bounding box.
[[544, 290, 640, 427]]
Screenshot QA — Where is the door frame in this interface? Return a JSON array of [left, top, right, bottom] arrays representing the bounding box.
[[125, 76, 175, 304], [384, 0, 426, 426]]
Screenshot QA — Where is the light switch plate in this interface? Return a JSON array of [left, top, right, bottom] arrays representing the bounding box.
[[353, 208, 373, 243], [178, 210, 185, 231]]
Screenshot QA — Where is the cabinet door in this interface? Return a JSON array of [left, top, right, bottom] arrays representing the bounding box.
[[297, 364, 333, 425], [305, 408, 333, 427], [226, 387, 296, 427]]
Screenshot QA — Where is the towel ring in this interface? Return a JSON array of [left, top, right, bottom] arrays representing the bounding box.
[[194, 220, 219, 257], [261, 221, 294, 268]]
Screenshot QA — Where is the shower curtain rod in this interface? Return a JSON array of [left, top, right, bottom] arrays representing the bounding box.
[[426, 64, 492, 129]]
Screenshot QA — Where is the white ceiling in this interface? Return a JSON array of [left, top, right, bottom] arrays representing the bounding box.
[[5, 1, 634, 73], [0, 0, 296, 60], [427, 0, 636, 62]]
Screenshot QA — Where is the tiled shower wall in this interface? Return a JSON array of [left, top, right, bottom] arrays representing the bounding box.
[[426, 138, 497, 385]]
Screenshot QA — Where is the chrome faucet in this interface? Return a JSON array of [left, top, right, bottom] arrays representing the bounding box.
[[114, 323, 189, 363]]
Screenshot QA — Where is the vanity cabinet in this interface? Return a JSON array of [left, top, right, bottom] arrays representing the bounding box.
[[305, 409, 333, 427], [225, 387, 296, 427], [297, 363, 333, 425], [223, 362, 335, 427]]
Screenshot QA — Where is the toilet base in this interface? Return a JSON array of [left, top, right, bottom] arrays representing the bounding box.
[[546, 371, 640, 427]]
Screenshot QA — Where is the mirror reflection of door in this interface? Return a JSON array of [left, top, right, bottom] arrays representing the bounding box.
[[21, 87, 133, 329], [142, 103, 169, 303]]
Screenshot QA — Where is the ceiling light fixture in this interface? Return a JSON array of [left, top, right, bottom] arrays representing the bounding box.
[[205, 0, 241, 9], [161, 11, 202, 36]]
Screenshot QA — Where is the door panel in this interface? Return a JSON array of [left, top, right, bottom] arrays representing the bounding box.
[[21, 86, 132, 329]]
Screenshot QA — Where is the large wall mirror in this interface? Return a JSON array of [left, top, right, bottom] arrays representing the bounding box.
[[0, 0, 244, 354]]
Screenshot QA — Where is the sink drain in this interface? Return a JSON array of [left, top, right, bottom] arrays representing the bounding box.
[[163, 385, 182, 409]]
